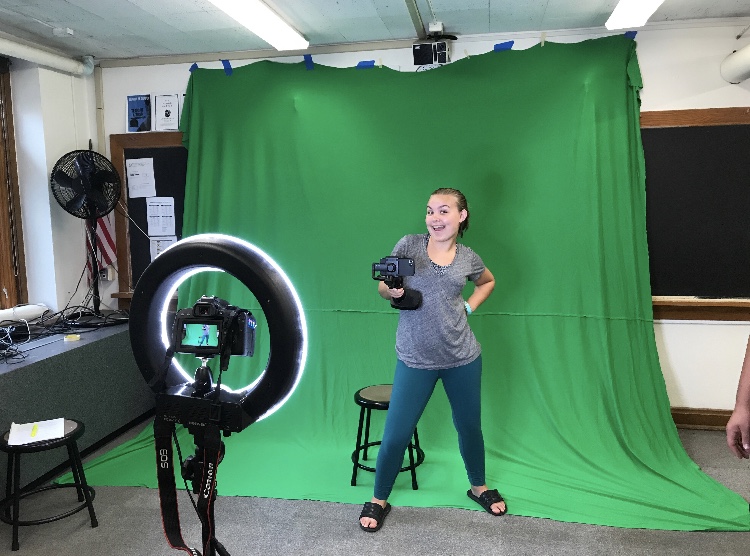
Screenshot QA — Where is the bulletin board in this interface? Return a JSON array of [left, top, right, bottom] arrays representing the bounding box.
[[110, 132, 186, 309]]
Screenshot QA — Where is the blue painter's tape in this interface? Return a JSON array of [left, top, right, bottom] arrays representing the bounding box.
[[494, 41, 514, 51], [356, 60, 375, 69], [304, 54, 314, 70], [624, 31, 637, 40], [221, 59, 232, 76], [189, 63, 198, 72]]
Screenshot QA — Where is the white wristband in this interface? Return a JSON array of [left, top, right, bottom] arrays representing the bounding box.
[[464, 301, 472, 315]]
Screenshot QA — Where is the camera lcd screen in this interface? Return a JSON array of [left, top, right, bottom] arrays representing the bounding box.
[[181, 322, 220, 349]]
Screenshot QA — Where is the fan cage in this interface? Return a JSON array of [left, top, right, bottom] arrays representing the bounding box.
[[50, 150, 121, 220]]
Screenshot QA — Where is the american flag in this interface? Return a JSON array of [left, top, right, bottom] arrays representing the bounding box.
[[86, 213, 116, 286]]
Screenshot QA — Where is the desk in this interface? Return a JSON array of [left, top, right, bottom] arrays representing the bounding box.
[[0, 325, 154, 492]]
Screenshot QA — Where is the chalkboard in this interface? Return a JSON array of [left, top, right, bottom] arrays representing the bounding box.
[[110, 132, 186, 305], [641, 109, 750, 300]]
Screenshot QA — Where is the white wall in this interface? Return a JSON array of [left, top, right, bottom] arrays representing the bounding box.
[[12, 18, 750, 409], [11, 60, 57, 308], [11, 59, 97, 312], [656, 321, 750, 409], [637, 22, 750, 110], [97, 19, 750, 140]]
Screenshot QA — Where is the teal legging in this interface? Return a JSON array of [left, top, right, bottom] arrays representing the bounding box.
[[373, 356, 485, 500]]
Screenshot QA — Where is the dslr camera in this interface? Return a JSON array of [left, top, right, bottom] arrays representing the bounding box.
[[172, 295, 256, 359], [156, 296, 257, 434], [372, 256, 422, 310]]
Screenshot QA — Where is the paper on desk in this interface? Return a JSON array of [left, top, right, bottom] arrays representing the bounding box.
[[8, 418, 65, 445]]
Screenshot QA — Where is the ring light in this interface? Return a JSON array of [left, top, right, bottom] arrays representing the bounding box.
[[129, 233, 307, 426]]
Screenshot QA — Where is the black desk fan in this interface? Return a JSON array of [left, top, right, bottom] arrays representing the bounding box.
[[49, 149, 121, 316]]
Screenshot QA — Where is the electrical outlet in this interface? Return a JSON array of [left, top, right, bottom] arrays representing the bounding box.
[[98, 265, 116, 281]]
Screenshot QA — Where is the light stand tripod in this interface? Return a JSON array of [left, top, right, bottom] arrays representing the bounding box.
[[154, 359, 234, 556]]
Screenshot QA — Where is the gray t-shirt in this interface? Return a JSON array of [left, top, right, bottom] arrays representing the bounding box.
[[391, 234, 485, 370]]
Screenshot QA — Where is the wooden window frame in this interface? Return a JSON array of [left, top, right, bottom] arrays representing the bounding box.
[[0, 57, 27, 309]]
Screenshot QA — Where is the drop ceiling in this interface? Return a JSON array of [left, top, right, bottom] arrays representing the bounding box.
[[0, 0, 747, 62]]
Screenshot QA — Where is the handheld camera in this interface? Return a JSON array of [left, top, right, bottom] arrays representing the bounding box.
[[372, 256, 422, 310]]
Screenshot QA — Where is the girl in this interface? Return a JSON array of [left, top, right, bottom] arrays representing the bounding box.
[[359, 187, 505, 532]]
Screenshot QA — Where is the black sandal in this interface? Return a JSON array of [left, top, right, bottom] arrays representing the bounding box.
[[467, 489, 507, 516], [359, 502, 391, 532]]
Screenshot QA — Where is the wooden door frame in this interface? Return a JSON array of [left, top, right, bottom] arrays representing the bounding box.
[[109, 131, 183, 309]]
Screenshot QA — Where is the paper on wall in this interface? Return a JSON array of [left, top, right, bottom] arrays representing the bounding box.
[[150, 236, 177, 261], [126, 158, 156, 198], [146, 196, 175, 236]]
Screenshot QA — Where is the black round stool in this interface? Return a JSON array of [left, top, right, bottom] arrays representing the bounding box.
[[0, 419, 98, 551], [351, 384, 425, 490]]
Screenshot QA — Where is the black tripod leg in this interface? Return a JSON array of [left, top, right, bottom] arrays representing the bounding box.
[[212, 537, 231, 556]]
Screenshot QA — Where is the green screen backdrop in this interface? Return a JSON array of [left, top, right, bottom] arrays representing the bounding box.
[[80, 35, 749, 531]]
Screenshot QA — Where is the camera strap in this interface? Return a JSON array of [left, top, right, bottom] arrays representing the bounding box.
[[154, 418, 223, 556], [196, 423, 222, 554]]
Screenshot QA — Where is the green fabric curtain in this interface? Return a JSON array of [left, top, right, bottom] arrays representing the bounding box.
[[79, 35, 749, 530]]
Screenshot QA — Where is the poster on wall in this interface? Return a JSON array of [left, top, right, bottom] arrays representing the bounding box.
[[154, 93, 179, 131], [126, 94, 152, 132]]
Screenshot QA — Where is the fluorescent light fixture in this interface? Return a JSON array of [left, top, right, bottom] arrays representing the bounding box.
[[207, 0, 309, 51], [605, 0, 666, 30]]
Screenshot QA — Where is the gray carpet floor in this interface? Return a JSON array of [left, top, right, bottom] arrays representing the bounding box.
[[1, 425, 749, 555]]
